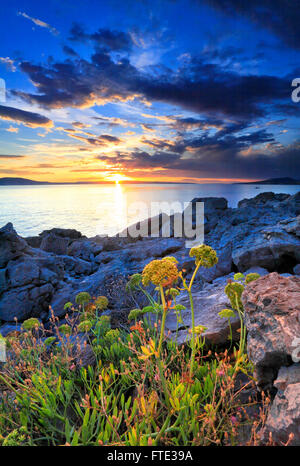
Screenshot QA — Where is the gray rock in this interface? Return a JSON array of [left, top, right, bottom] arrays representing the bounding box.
[[0, 223, 28, 268], [238, 192, 290, 209], [0, 322, 22, 337], [62, 256, 93, 277], [190, 196, 228, 213], [243, 266, 269, 276], [40, 227, 82, 239], [232, 227, 300, 271], [7, 257, 40, 288], [25, 236, 42, 248], [40, 232, 69, 255], [242, 273, 300, 391], [67, 239, 103, 261]]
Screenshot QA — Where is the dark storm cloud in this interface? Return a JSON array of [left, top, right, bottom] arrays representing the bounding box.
[[14, 49, 290, 119], [69, 23, 133, 51], [95, 139, 300, 180], [0, 105, 53, 128], [96, 150, 182, 169], [202, 0, 300, 49]]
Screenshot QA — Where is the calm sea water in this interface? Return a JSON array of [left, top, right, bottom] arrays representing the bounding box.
[[0, 183, 299, 237]]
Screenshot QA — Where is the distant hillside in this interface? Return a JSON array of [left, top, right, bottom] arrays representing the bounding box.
[[0, 177, 50, 185], [238, 177, 300, 185]]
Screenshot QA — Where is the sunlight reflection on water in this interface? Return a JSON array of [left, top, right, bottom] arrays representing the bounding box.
[[0, 183, 299, 237]]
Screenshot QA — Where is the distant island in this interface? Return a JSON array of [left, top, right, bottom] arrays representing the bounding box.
[[0, 177, 51, 186], [235, 177, 300, 185], [0, 177, 197, 186], [0, 176, 300, 186]]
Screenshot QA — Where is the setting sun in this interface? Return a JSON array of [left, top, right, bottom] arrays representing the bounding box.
[[107, 173, 127, 184]]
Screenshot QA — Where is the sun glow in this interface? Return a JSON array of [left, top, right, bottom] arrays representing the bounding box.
[[108, 173, 127, 184]]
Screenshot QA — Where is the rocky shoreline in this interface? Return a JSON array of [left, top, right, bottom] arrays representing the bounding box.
[[1, 190, 300, 444], [1, 191, 299, 327]]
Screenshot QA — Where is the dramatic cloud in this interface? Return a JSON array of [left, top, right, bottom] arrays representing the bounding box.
[[94, 139, 300, 180], [202, 0, 300, 49], [0, 105, 53, 128], [14, 49, 290, 119], [18, 11, 59, 35]]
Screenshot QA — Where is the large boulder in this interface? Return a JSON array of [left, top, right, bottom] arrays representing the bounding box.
[[67, 239, 103, 261], [40, 232, 69, 255], [206, 192, 300, 273], [0, 224, 64, 322], [242, 273, 300, 391], [40, 227, 82, 239], [0, 223, 28, 268], [0, 282, 54, 321], [232, 226, 300, 271]]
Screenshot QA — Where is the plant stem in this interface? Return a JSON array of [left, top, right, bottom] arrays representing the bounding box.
[[187, 262, 200, 377], [157, 285, 167, 358], [188, 289, 195, 377]]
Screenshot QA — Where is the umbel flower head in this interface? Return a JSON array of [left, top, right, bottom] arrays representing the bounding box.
[[142, 258, 179, 287], [95, 296, 109, 311], [75, 292, 91, 306], [189, 245, 218, 268], [22, 318, 40, 331]]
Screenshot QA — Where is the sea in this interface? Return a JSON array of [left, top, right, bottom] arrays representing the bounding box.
[[0, 183, 299, 237]]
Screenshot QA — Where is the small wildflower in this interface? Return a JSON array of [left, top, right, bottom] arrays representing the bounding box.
[[245, 273, 260, 284], [130, 321, 145, 335], [189, 245, 218, 268], [44, 337, 56, 346], [224, 282, 244, 310], [233, 273, 245, 282], [128, 308, 144, 321], [125, 273, 142, 292], [22, 318, 40, 331], [194, 325, 207, 334], [75, 292, 91, 306], [218, 309, 236, 319], [58, 324, 72, 336], [165, 287, 180, 298], [77, 320, 93, 333], [162, 256, 178, 264], [63, 302, 73, 311], [94, 296, 109, 311]]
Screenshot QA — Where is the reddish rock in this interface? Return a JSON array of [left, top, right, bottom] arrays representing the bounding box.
[[261, 365, 300, 446], [242, 272, 300, 390]]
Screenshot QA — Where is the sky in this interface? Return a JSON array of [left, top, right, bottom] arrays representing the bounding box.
[[0, 0, 299, 183]]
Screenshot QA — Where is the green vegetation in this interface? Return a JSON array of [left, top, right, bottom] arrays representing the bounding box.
[[0, 247, 269, 446]]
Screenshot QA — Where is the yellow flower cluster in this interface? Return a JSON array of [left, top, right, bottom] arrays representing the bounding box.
[[95, 296, 109, 311], [142, 258, 179, 287], [189, 244, 218, 268]]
